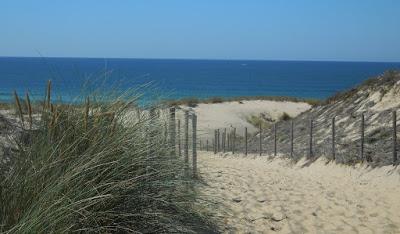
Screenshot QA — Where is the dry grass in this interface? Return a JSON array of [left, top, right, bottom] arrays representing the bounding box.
[[0, 82, 216, 233], [246, 112, 293, 130], [13, 91, 24, 127], [325, 70, 400, 104], [246, 114, 272, 129]]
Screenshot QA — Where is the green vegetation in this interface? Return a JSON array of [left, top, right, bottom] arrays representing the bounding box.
[[246, 113, 273, 129], [0, 102, 11, 110], [167, 97, 200, 107], [325, 70, 400, 104], [279, 112, 292, 121], [0, 83, 214, 233], [166, 95, 321, 107], [246, 112, 293, 129]]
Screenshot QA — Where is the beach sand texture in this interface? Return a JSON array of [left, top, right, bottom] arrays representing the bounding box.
[[178, 100, 311, 138], [196, 152, 400, 233]]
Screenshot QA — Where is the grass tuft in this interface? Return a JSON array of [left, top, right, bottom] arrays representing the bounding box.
[[25, 92, 33, 129], [279, 112, 292, 121], [0, 84, 215, 233], [13, 90, 24, 127], [325, 70, 400, 104], [246, 114, 273, 129]]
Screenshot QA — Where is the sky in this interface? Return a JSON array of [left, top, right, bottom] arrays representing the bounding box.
[[1, 0, 400, 62]]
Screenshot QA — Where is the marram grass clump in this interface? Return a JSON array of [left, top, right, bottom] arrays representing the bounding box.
[[0, 84, 215, 233]]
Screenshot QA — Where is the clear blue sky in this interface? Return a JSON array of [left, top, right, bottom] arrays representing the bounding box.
[[1, 0, 400, 62]]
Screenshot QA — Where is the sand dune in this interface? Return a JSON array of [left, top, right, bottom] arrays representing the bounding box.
[[196, 151, 400, 233], [178, 100, 311, 138]]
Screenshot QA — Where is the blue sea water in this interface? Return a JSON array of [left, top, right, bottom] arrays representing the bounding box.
[[0, 57, 400, 103]]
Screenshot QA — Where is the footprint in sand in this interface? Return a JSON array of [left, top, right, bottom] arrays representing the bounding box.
[[197, 153, 400, 233]]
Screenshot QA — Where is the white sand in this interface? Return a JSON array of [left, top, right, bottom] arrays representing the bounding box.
[[179, 100, 310, 138], [196, 151, 400, 233]]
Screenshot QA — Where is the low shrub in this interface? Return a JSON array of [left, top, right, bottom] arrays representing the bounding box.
[[279, 112, 292, 121]]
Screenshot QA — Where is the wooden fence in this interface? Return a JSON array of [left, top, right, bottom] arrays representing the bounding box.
[[163, 108, 398, 179], [164, 108, 198, 178], [202, 110, 399, 166]]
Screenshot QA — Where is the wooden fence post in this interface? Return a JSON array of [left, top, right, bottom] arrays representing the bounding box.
[[184, 111, 189, 165], [245, 127, 248, 156], [169, 107, 176, 156], [231, 131, 233, 152], [217, 129, 220, 152], [178, 119, 181, 157], [309, 119, 313, 158], [216, 129, 218, 152], [220, 129, 223, 152], [164, 123, 168, 146], [290, 120, 294, 158], [393, 110, 397, 165], [213, 139, 216, 154], [332, 116, 336, 161], [233, 128, 236, 154], [360, 113, 364, 161], [274, 123, 277, 156], [223, 128, 226, 153], [220, 129, 222, 152], [222, 128, 226, 153], [225, 132, 228, 152], [192, 114, 197, 178], [214, 130, 217, 154], [221, 130, 224, 152], [259, 124, 262, 156], [226, 132, 231, 151]]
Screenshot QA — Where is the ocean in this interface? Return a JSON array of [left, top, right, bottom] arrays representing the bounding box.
[[1, 57, 400, 103]]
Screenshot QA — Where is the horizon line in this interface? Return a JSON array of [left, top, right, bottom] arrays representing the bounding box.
[[1, 55, 400, 64]]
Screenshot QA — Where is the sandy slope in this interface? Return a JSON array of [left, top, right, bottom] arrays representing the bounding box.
[[196, 151, 400, 233], [178, 100, 311, 138]]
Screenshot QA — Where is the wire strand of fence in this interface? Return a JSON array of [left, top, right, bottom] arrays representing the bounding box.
[[198, 108, 398, 166]]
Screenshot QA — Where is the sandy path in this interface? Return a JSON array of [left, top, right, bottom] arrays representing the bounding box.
[[196, 152, 400, 233]]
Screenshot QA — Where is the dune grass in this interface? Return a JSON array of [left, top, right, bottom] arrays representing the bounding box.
[[166, 95, 321, 107], [246, 112, 292, 130], [325, 70, 400, 105], [246, 114, 272, 130], [0, 83, 215, 233]]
